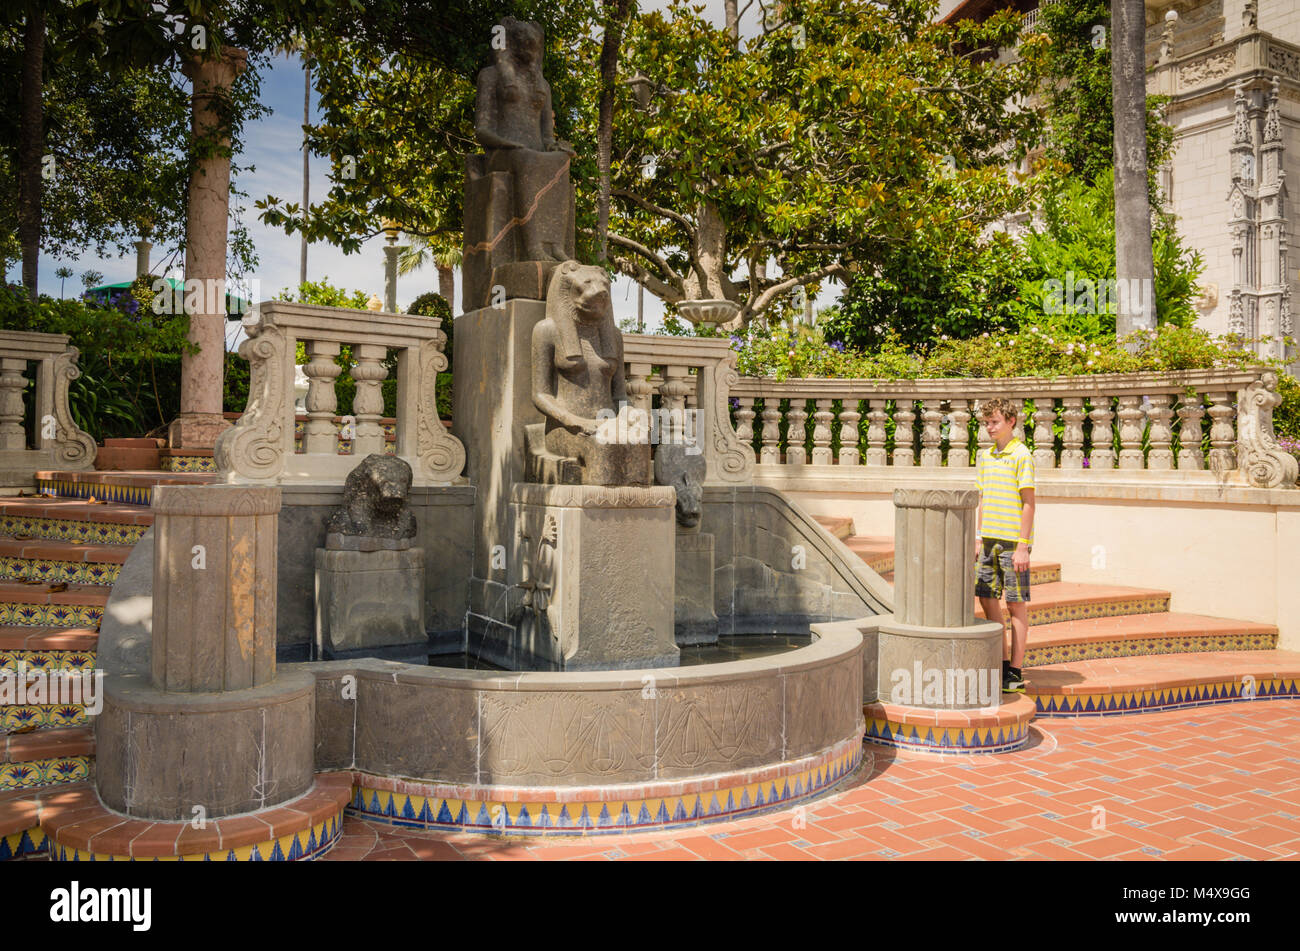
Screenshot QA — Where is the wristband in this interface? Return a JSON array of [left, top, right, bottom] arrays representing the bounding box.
[[1017, 537, 1030, 544]]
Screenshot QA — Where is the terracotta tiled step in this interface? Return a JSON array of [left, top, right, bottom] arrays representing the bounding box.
[[879, 562, 1061, 586], [973, 581, 1170, 626], [0, 781, 93, 859], [36, 469, 218, 506], [0, 537, 128, 587], [0, 626, 99, 653], [813, 515, 855, 541], [0, 582, 109, 629], [1, 725, 94, 793], [42, 772, 352, 861], [0, 496, 154, 546], [843, 535, 894, 573], [1023, 612, 1279, 667], [863, 694, 1036, 754], [1027, 649, 1300, 716]]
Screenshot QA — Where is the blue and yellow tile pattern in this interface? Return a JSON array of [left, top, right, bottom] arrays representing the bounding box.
[[52, 813, 344, 862], [0, 514, 147, 546], [1, 650, 96, 672], [1025, 631, 1278, 668], [1033, 676, 1300, 717], [1, 703, 88, 732], [35, 478, 152, 506], [0, 825, 47, 860], [349, 745, 862, 836], [0, 755, 91, 791], [863, 716, 1030, 754], [0, 555, 120, 587], [0, 602, 102, 629], [159, 455, 216, 473]]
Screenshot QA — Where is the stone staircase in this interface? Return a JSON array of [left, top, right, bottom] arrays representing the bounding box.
[[817, 514, 1300, 721], [0, 469, 213, 859]]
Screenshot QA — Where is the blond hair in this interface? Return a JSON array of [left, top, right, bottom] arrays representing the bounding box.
[[980, 397, 1018, 423]]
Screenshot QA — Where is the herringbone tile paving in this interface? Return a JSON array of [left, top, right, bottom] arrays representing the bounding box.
[[332, 698, 1300, 861]]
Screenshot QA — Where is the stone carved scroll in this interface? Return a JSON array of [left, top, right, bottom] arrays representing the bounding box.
[[415, 336, 466, 482], [1237, 371, 1299, 488], [214, 320, 290, 484], [707, 354, 755, 483], [49, 349, 97, 469]]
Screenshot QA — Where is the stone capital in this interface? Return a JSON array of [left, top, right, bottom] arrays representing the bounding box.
[[892, 486, 980, 510]]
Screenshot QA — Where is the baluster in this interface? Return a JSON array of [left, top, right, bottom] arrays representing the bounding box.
[[1088, 397, 1116, 470], [0, 358, 27, 450], [760, 400, 782, 465], [734, 397, 757, 454], [302, 341, 342, 455], [974, 399, 993, 457], [1032, 398, 1056, 470], [1116, 395, 1145, 469], [946, 399, 970, 467], [1206, 390, 1236, 471], [625, 361, 654, 415], [786, 400, 809, 466], [865, 399, 889, 466], [1176, 393, 1206, 470], [838, 400, 862, 466], [350, 343, 388, 457], [919, 399, 943, 467], [1060, 397, 1086, 469], [893, 399, 915, 467], [659, 365, 691, 445], [1146, 393, 1175, 470], [1011, 398, 1026, 443], [811, 399, 834, 465]]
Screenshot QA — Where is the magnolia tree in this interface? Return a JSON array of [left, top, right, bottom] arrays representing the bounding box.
[[606, 0, 1048, 328]]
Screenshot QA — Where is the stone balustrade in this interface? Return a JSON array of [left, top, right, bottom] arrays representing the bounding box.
[[621, 333, 755, 484], [0, 330, 97, 483], [216, 302, 465, 485], [726, 367, 1298, 489], [1149, 28, 1300, 97]]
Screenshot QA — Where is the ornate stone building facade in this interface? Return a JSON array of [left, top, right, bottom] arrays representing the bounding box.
[[942, 0, 1300, 368]]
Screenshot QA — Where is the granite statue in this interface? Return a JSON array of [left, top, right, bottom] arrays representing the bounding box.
[[654, 443, 707, 530], [462, 16, 577, 310], [325, 454, 418, 550], [528, 261, 650, 486]]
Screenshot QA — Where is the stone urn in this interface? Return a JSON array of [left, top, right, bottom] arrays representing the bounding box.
[[677, 298, 740, 331]]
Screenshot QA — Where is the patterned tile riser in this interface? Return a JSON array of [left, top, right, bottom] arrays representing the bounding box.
[[1024, 632, 1278, 668], [0, 603, 102, 628], [1023, 597, 1171, 627], [0, 826, 47, 859], [0, 755, 91, 791], [50, 814, 344, 862], [158, 456, 217, 473], [1, 651, 96, 672], [0, 556, 120, 587], [0, 516, 146, 546], [1032, 677, 1300, 717], [1, 704, 88, 731], [348, 746, 862, 836], [35, 480, 152, 506], [862, 717, 1031, 755], [291, 439, 398, 456]]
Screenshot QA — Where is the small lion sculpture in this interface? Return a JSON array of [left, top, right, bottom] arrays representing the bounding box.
[[326, 454, 417, 547]]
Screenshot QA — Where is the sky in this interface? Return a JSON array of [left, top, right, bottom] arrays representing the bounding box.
[[17, 0, 841, 331]]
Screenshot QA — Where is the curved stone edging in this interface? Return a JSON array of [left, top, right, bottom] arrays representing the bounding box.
[[343, 731, 864, 835]]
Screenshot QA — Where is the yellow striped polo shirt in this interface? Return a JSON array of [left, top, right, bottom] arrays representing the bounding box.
[[976, 437, 1035, 544]]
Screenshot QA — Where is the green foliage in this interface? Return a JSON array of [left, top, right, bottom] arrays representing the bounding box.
[[0, 285, 192, 440], [1037, 0, 1175, 192], [406, 290, 454, 417], [1006, 171, 1204, 338]]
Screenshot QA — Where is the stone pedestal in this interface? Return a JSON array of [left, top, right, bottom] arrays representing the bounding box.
[[876, 486, 1003, 710], [675, 531, 718, 645], [96, 484, 315, 820], [468, 483, 678, 670], [315, 546, 426, 660]]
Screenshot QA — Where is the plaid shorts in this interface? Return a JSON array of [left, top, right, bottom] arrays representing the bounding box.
[[975, 537, 1031, 603]]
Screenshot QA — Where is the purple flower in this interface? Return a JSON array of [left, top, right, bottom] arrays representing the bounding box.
[[730, 397, 740, 410], [830, 340, 845, 352], [729, 335, 743, 349], [1082, 458, 1090, 468]]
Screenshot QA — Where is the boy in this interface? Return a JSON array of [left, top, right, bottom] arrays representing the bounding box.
[[974, 398, 1036, 694]]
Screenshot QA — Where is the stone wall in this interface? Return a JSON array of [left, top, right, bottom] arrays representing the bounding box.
[[276, 483, 475, 655]]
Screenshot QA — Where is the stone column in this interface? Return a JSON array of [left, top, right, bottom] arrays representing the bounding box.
[[0, 358, 26, 451], [97, 483, 315, 820], [151, 484, 279, 691], [170, 47, 248, 450], [134, 237, 152, 279], [383, 241, 402, 313], [877, 486, 1003, 710]]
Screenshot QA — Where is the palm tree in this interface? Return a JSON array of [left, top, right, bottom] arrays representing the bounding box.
[[55, 265, 73, 298], [398, 235, 461, 308], [1111, 0, 1156, 349]]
